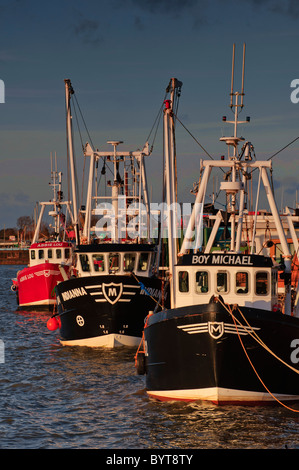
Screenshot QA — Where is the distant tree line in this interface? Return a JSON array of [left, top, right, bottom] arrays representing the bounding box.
[[0, 215, 50, 242]]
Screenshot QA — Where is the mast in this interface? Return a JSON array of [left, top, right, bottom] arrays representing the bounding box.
[[31, 155, 74, 244], [178, 44, 293, 314], [64, 79, 79, 245], [83, 141, 151, 244], [163, 77, 182, 308], [82, 142, 95, 242], [108, 140, 123, 243]]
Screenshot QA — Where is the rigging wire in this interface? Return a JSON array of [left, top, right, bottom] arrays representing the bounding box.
[[172, 110, 226, 209], [73, 94, 95, 150], [172, 112, 220, 164], [146, 97, 166, 153], [251, 135, 299, 179], [267, 135, 299, 161], [71, 98, 87, 211]]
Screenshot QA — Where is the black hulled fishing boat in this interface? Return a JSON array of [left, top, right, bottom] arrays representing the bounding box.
[[48, 80, 168, 348], [55, 242, 164, 347], [136, 46, 299, 405]]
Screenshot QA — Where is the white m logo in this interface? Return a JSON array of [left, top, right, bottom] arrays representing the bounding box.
[[208, 322, 224, 339], [102, 282, 123, 304]]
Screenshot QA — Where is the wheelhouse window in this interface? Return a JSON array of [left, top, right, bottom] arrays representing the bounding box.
[[216, 271, 229, 293], [195, 271, 209, 293], [48, 249, 53, 259], [255, 271, 269, 295], [80, 254, 90, 272], [124, 253, 136, 272], [138, 253, 150, 272], [236, 272, 249, 294], [56, 249, 62, 259], [65, 248, 70, 259], [109, 253, 119, 273], [178, 271, 189, 292], [38, 250, 44, 260], [92, 254, 105, 272], [30, 250, 36, 260]]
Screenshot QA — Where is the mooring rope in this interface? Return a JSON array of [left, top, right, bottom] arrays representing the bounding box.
[[216, 296, 299, 412], [130, 271, 163, 309]]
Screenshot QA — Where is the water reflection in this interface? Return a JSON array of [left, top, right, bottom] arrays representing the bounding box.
[[140, 399, 299, 449], [0, 266, 298, 449]]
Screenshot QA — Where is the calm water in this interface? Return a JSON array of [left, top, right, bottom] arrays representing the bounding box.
[[0, 265, 298, 450]]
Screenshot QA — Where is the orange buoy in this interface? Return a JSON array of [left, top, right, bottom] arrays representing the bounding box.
[[47, 316, 59, 331]]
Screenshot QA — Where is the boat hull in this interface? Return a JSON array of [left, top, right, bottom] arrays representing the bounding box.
[[55, 274, 168, 348], [143, 302, 299, 405], [15, 262, 69, 311]]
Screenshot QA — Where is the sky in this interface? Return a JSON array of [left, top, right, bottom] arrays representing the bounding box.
[[1, 0, 299, 229]]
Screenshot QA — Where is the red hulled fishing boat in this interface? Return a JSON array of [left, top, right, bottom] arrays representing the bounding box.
[[12, 159, 75, 312]]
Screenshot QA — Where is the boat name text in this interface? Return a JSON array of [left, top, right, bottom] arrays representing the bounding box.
[[192, 254, 254, 266], [140, 287, 163, 298], [62, 287, 88, 301]]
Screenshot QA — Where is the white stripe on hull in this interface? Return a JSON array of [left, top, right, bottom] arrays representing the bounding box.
[[60, 333, 141, 348], [19, 299, 56, 307], [147, 387, 299, 404]]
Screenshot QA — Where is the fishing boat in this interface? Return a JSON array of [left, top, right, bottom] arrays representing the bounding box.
[[48, 79, 168, 348], [11, 156, 74, 312], [136, 46, 299, 406]]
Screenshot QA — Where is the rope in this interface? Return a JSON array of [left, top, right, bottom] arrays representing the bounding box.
[[135, 330, 146, 362], [134, 309, 155, 367], [216, 297, 299, 412], [130, 271, 163, 309], [236, 305, 299, 374]]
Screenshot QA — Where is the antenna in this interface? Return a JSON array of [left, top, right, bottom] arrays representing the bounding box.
[[220, 43, 249, 156], [240, 43, 246, 108], [229, 43, 246, 108], [230, 43, 235, 108]]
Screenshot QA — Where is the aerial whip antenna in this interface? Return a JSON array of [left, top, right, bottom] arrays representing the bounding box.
[[230, 43, 235, 108], [241, 43, 246, 108]]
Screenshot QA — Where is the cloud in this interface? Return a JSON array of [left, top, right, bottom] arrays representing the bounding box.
[[72, 10, 103, 46], [129, 0, 299, 21], [0, 190, 31, 208], [134, 16, 144, 31], [113, 0, 208, 29], [243, 0, 299, 18], [130, 0, 198, 14]]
